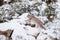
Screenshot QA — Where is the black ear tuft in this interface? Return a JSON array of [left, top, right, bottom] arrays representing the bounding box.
[[0, 0, 3, 6]]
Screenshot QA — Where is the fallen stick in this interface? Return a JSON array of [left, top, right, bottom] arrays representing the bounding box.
[[27, 14, 46, 30]]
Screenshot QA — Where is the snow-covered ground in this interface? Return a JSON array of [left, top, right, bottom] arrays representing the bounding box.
[[0, 0, 60, 40], [0, 13, 60, 40]]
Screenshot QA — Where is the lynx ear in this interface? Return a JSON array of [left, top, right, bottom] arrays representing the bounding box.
[[0, 29, 13, 38], [5, 29, 13, 38]]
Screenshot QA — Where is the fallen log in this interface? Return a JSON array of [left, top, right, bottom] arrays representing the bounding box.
[[27, 14, 46, 30]]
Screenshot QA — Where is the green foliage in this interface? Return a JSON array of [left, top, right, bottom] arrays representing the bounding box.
[[44, 4, 55, 16]]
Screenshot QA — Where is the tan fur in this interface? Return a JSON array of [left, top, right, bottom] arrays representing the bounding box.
[[27, 14, 46, 30], [0, 29, 13, 38]]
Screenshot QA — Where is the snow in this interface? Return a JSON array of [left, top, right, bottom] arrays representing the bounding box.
[[0, 13, 59, 40], [39, 2, 47, 15], [1, 4, 12, 10], [0, 35, 6, 40], [0, 0, 60, 40]]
